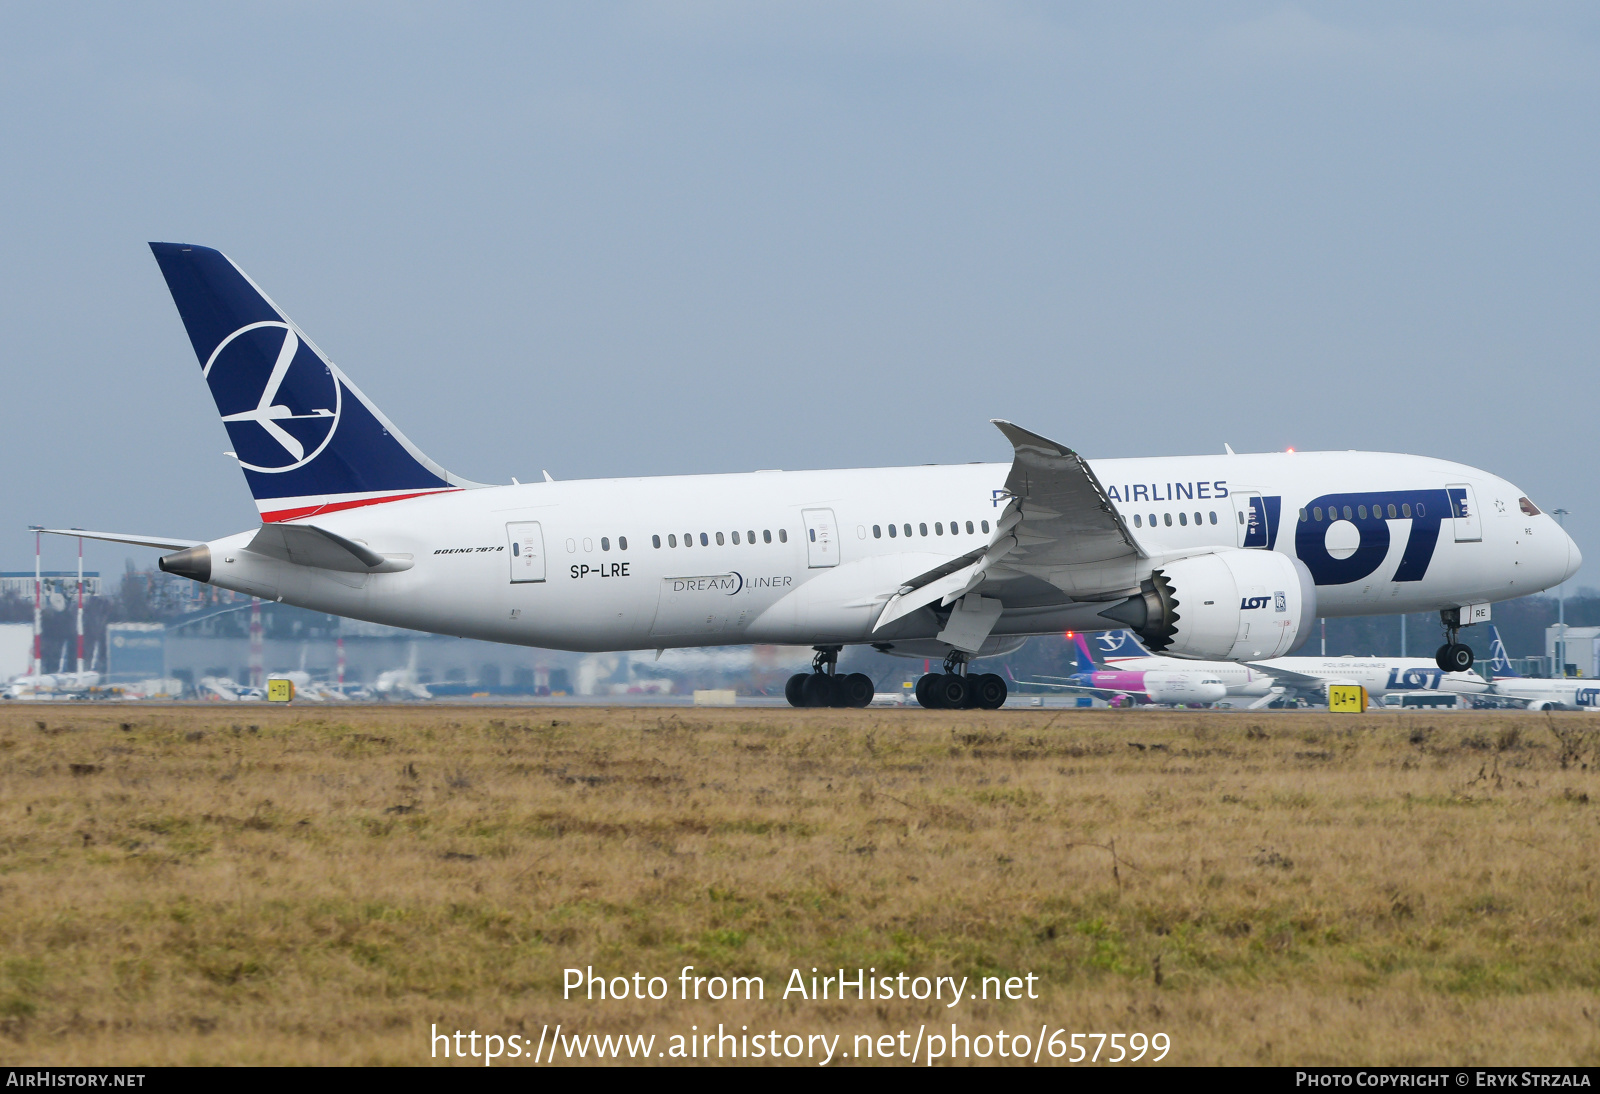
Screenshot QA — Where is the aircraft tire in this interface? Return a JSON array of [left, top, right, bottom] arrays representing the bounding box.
[[972, 673, 1007, 710], [937, 673, 970, 709], [1438, 643, 1474, 672], [785, 673, 808, 707], [1434, 644, 1452, 672], [838, 673, 875, 708], [801, 673, 834, 707], [915, 673, 943, 709]]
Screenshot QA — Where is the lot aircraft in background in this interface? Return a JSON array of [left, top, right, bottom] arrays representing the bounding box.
[[1486, 626, 1600, 711], [40, 244, 1582, 708], [1035, 630, 1492, 708]]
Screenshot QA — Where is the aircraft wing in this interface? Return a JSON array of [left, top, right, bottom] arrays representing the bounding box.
[[1022, 676, 1150, 697], [39, 528, 202, 551], [989, 420, 1143, 571], [874, 421, 1141, 631], [1242, 663, 1324, 688]]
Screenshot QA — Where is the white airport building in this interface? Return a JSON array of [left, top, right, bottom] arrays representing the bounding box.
[[1546, 626, 1600, 678]]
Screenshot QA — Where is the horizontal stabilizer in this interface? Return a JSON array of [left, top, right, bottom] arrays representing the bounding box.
[[248, 523, 413, 573], [40, 528, 202, 551]]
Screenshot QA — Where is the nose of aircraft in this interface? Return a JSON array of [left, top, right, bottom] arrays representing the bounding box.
[[1200, 680, 1227, 704], [1552, 516, 1583, 585]]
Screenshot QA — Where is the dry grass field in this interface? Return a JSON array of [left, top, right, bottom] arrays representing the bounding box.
[[1, 703, 1598, 1066]]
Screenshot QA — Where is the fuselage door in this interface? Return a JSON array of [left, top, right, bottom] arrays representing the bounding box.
[[802, 508, 840, 568], [1231, 492, 1278, 549], [1447, 484, 1482, 542], [507, 521, 546, 582]]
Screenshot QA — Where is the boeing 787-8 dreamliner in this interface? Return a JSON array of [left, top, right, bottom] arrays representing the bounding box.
[[43, 244, 1581, 709]]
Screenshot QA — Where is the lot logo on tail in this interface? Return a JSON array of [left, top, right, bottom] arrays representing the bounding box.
[[204, 321, 342, 473], [1488, 626, 1519, 678], [1097, 630, 1145, 656]]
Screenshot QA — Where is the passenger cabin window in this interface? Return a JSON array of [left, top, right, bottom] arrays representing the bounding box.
[[601, 537, 610, 551], [763, 530, 772, 543], [668, 534, 677, 547], [981, 520, 989, 533], [888, 524, 897, 537], [779, 529, 788, 542], [652, 535, 661, 548], [1403, 503, 1412, 518], [747, 530, 755, 543], [919, 523, 928, 536], [1179, 513, 1187, 526], [903, 524, 912, 537], [808, 528, 816, 541], [935, 522, 943, 535], [873, 525, 882, 538], [1164, 513, 1172, 527], [1194, 512, 1202, 525], [700, 533, 709, 546], [684, 532, 693, 546], [731, 531, 739, 544], [1298, 509, 1307, 523], [966, 521, 974, 534], [1134, 514, 1142, 527], [715, 532, 725, 545], [1209, 511, 1217, 525]]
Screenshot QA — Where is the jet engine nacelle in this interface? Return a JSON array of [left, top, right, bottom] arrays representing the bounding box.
[[1102, 549, 1317, 662]]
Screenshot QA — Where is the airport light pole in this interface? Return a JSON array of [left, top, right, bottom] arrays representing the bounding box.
[[1553, 508, 1569, 677]]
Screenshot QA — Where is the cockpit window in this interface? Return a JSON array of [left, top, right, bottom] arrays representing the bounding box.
[[1520, 497, 1541, 516]]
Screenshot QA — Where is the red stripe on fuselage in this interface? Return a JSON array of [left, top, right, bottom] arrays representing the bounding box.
[[260, 489, 461, 523]]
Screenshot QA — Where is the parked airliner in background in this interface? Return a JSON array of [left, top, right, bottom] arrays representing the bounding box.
[[1487, 626, 1600, 711], [40, 244, 1582, 708], [1039, 629, 1491, 708]]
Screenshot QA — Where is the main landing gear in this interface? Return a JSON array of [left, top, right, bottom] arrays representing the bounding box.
[[785, 646, 874, 708], [915, 651, 1008, 710], [1435, 608, 1475, 673]]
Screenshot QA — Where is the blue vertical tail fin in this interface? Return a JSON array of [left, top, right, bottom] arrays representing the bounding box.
[[1487, 625, 1519, 678], [1096, 628, 1149, 661], [149, 243, 483, 522], [1072, 632, 1100, 674]]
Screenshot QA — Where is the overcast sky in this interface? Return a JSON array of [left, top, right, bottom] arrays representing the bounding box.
[[2, 2, 1596, 592]]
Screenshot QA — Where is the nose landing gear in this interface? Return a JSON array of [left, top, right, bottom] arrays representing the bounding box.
[[915, 651, 1008, 710], [784, 646, 874, 708], [1435, 608, 1475, 673]]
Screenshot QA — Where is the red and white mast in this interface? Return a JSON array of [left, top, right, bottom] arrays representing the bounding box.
[[336, 634, 346, 691], [249, 597, 264, 689]]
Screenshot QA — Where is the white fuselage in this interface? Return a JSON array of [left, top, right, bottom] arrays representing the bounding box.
[[194, 450, 1578, 655], [1490, 677, 1600, 710], [1105, 654, 1490, 699]]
